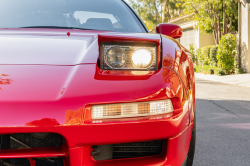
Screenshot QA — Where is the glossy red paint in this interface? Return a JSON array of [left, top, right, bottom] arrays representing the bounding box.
[[0, 28, 195, 166], [0, 147, 68, 159], [0, 28, 100, 65], [156, 24, 182, 39], [29, 158, 36, 166], [161, 35, 195, 121]]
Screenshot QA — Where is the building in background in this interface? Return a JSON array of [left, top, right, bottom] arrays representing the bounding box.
[[168, 14, 215, 50], [238, 1, 250, 73], [168, 2, 250, 73]]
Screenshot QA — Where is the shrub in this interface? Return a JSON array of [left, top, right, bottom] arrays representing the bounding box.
[[196, 47, 207, 65], [189, 44, 196, 64], [196, 48, 201, 65], [196, 46, 213, 66], [235, 68, 245, 74], [195, 65, 215, 75], [217, 34, 236, 74], [195, 65, 227, 76], [214, 68, 226, 76], [195, 65, 202, 73], [210, 68, 214, 74], [202, 46, 212, 65], [209, 45, 218, 67]]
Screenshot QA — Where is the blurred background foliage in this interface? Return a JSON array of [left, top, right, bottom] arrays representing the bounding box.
[[129, 0, 184, 31], [129, 0, 238, 41], [128, 0, 241, 75]]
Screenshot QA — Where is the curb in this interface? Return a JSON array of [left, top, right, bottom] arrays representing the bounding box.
[[195, 73, 250, 88]]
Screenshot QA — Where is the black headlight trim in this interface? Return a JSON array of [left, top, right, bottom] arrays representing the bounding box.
[[100, 42, 158, 71]]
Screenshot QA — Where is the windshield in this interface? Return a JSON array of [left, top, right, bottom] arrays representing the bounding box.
[[0, 0, 147, 33]]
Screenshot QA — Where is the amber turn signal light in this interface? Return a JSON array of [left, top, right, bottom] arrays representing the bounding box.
[[91, 100, 174, 119]]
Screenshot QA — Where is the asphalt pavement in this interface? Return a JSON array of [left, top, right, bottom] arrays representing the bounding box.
[[193, 77, 250, 166]]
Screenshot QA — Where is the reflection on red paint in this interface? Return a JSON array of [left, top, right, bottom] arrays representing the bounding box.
[[61, 88, 66, 95], [0, 77, 12, 85], [25, 118, 60, 127], [28, 158, 36, 166], [156, 24, 182, 39], [64, 108, 83, 126], [168, 27, 182, 39], [162, 68, 187, 106], [94, 66, 156, 80], [0, 75, 12, 91], [137, 88, 165, 100], [162, 67, 172, 83], [98, 68, 154, 76], [163, 53, 174, 69]]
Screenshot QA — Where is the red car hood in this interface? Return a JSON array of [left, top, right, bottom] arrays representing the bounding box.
[[0, 28, 161, 65], [0, 28, 102, 65], [0, 29, 162, 101]]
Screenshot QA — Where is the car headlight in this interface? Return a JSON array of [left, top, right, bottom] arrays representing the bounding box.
[[132, 48, 152, 68], [91, 99, 173, 119], [100, 43, 158, 70], [106, 46, 127, 68]]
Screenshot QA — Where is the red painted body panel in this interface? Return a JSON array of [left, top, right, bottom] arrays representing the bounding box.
[[0, 147, 68, 159], [66, 123, 193, 166], [0, 28, 195, 166], [156, 24, 182, 39], [161, 35, 195, 121]]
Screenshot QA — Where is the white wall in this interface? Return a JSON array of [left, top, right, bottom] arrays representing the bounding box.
[[199, 33, 216, 48], [240, 3, 250, 72], [171, 17, 215, 50]]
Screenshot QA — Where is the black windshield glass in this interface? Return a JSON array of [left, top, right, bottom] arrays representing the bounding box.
[[0, 0, 146, 33]]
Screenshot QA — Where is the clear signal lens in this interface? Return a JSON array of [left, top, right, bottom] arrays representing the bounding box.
[[91, 100, 174, 119], [132, 49, 152, 68]]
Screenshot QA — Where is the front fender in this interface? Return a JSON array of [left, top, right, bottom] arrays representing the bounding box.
[[161, 35, 195, 122]]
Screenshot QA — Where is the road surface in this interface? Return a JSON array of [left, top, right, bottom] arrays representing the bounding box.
[[193, 77, 250, 166]]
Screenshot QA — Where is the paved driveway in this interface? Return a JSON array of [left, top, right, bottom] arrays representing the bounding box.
[[193, 78, 250, 166]]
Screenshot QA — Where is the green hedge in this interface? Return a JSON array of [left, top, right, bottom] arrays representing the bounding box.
[[196, 45, 216, 66], [217, 34, 236, 74], [209, 45, 218, 67], [195, 65, 213, 75], [202, 46, 211, 65], [189, 44, 196, 64], [192, 34, 238, 75], [195, 65, 225, 76]]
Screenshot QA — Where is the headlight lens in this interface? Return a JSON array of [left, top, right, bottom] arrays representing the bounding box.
[[132, 49, 152, 68], [100, 43, 157, 70], [91, 99, 173, 119], [106, 47, 126, 68]]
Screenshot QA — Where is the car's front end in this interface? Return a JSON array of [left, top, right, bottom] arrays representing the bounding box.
[[0, 0, 195, 166]]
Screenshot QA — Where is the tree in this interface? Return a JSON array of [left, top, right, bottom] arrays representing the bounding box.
[[183, 0, 238, 45], [160, 0, 184, 23], [129, 0, 184, 30], [129, 0, 160, 30]]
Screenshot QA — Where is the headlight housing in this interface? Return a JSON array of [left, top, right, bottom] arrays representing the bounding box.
[[100, 43, 158, 71]]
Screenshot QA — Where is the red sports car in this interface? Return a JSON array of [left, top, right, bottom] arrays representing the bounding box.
[[0, 0, 195, 166]]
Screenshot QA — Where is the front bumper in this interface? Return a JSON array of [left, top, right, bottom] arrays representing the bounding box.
[[0, 65, 193, 165], [68, 123, 193, 166], [0, 111, 193, 166]]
